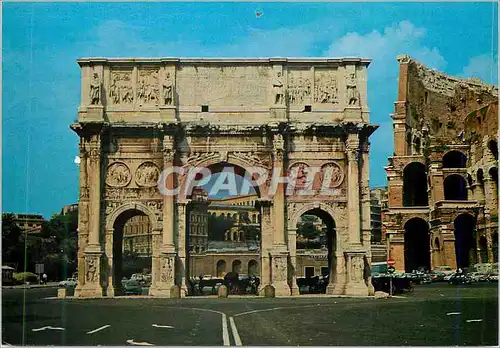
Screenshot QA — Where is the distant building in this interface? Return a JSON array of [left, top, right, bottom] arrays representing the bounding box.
[[370, 187, 388, 244], [11, 213, 45, 234], [61, 203, 78, 215], [370, 187, 388, 263]]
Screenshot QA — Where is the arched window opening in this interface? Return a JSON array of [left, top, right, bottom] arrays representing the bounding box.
[[248, 260, 258, 276], [216, 260, 227, 277], [403, 162, 428, 206], [442, 150, 467, 168], [488, 140, 498, 161], [444, 175, 468, 200], [232, 260, 242, 274]]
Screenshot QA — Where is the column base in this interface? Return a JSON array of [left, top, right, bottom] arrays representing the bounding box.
[[74, 284, 103, 297], [290, 285, 300, 296], [326, 282, 346, 295], [105, 286, 116, 297], [345, 282, 369, 296], [149, 283, 175, 297], [272, 281, 291, 296]]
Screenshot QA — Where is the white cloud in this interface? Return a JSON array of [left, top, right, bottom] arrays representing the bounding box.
[[460, 54, 498, 85], [324, 20, 446, 76]]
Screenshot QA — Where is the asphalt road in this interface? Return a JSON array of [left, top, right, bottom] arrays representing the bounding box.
[[2, 283, 498, 346]]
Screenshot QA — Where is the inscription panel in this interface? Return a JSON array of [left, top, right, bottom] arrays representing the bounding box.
[[176, 65, 271, 106]]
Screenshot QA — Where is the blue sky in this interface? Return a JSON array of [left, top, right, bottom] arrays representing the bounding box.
[[3, 2, 498, 218]]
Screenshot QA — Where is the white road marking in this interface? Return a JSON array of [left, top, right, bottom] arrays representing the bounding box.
[[126, 339, 153, 346], [152, 324, 174, 328], [86, 325, 111, 334], [466, 319, 483, 323], [446, 312, 461, 316], [32, 326, 65, 332], [222, 313, 230, 346], [234, 304, 331, 317], [229, 317, 242, 346]]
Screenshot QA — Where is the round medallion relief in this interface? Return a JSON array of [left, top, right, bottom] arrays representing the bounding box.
[[320, 162, 344, 188], [136, 162, 160, 187], [106, 162, 131, 187], [288, 162, 311, 188]]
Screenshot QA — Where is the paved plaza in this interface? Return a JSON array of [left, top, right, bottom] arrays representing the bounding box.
[[2, 283, 498, 346]]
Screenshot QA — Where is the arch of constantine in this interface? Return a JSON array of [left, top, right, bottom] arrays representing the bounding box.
[[70, 57, 377, 297]]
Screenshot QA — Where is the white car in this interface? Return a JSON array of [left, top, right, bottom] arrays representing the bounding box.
[[59, 278, 78, 287]]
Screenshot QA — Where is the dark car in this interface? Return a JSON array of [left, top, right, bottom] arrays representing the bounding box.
[[123, 280, 143, 295], [448, 273, 472, 285]]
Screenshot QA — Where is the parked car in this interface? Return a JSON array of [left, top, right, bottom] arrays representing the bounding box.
[[59, 278, 78, 287], [123, 280, 143, 295], [443, 272, 456, 281], [434, 266, 454, 275], [430, 271, 446, 282], [486, 273, 498, 283], [448, 273, 472, 285]]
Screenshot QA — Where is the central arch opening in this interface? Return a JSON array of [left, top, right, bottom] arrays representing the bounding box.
[[185, 162, 262, 296], [295, 208, 336, 294], [404, 218, 430, 272], [113, 209, 152, 296]]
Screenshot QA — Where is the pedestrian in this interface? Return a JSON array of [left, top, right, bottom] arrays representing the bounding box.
[[42, 273, 48, 284]]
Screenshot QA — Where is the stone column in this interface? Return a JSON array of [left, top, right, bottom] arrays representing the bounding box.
[[272, 133, 287, 249], [77, 135, 103, 297], [176, 201, 189, 297], [104, 228, 115, 296], [442, 226, 457, 268], [150, 135, 176, 296], [287, 227, 300, 296], [346, 133, 361, 244], [75, 140, 90, 297], [258, 199, 273, 293], [472, 183, 485, 204], [485, 211, 494, 263], [484, 177, 497, 213], [327, 250, 346, 295], [269, 133, 289, 296]]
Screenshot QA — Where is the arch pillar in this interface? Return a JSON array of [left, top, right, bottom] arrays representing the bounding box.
[[104, 228, 115, 297], [287, 227, 300, 296], [344, 251, 369, 296], [176, 201, 189, 297], [75, 135, 103, 298]]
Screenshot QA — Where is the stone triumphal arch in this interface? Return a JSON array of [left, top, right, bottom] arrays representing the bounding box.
[[71, 57, 377, 297]]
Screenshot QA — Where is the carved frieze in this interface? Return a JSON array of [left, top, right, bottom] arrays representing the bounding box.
[[288, 162, 311, 189], [230, 151, 272, 169], [350, 255, 364, 281], [137, 69, 160, 105], [160, 256, 174, 283], [109, 70, 134, 104], [106, 162, 131, 187], [320, 162, 344, 188], [136, 162, 160, 187], [184, 152, 219, 167], [273, 256, 288, 282], [287, 70, 311, 104], [85, 256, 99, 283], [314, 70, 338, 104]]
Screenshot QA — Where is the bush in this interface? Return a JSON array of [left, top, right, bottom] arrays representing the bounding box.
[[13, 272, 39, 284]]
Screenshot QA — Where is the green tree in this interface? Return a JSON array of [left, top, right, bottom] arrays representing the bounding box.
[[1, 213, 23, 269]]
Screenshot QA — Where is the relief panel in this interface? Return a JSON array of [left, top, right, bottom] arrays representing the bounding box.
[[287, 68, 312, 104], [314, 69, 339, 104], [176, 65, 270, 106], [109, 69, 134, 105]]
